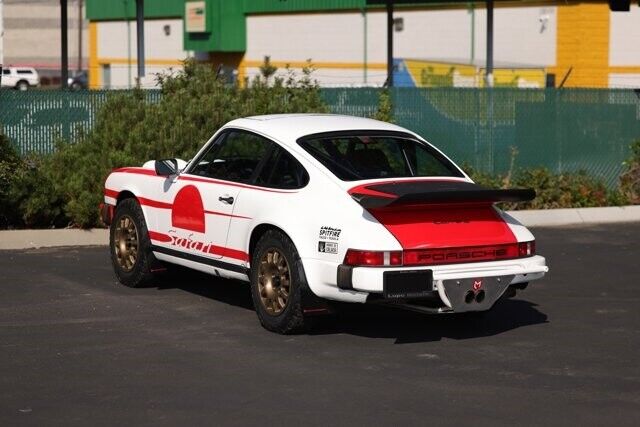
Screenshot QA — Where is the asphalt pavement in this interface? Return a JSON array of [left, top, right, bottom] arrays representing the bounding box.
[[1, 224, 639, 426]]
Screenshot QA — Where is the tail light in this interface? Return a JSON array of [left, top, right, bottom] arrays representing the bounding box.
[[344, 241, 535, 267], [518, 240, 535, 257], [344, 249, 402, 267]]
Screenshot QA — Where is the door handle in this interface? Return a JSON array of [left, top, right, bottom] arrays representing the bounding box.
[[218, 196, 234, 204]]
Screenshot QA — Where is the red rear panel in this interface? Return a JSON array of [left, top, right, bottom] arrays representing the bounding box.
[[368, 204, 516, 250]]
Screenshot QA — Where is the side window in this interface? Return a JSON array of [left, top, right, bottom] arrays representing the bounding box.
[[189, 130, 271, 183], [255, 146, 308, 189], [2, 69, 10, 75]]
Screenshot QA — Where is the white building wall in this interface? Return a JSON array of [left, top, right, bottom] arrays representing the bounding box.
[[97, 19, 190, 88], [245, 6, 557, 86], [246, 12, 367, 63], [473, 6, 556, 66], [243, 66, 387, 87], [609, 74, 640, 88], [609, 5, 640, 66], [364, 9, 473, 63], [3, 0, 87, 70]]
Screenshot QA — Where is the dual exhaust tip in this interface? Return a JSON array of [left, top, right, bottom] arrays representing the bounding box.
[[464, 290, 485, 304]]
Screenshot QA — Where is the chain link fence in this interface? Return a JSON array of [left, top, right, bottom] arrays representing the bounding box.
[[2, 88, 639, 186], [324, 88, 640, 187]]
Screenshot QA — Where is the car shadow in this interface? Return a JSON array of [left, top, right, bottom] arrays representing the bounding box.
[[149, 268, 548, 343], [314, 299, 548, 344], [150, 267, 255, 311]]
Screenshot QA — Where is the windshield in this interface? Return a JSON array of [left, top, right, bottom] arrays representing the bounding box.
[[297, 132, 464, 181]]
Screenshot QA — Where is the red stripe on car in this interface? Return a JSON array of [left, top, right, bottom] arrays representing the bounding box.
[[205, 245, 250, 262], [178, 175, 296, 194], [112, 167, 159, 176], [204, 210, 251, 220], [348, 184, 396, 199], [138, 197, 173, 209], [104, 188, 119, 198], [348, 178, 468, 199], [148, 230, 249, 262], [105, 192, 251, 220], [148, 231, 172, 243]]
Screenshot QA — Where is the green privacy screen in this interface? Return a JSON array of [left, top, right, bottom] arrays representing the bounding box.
[[1, 88, 639, 186], [323, 88, 640, 187]]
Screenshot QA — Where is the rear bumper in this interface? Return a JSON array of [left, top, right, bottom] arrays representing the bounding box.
[[351, 255, 547, 293], [302, 255, 548, 305]]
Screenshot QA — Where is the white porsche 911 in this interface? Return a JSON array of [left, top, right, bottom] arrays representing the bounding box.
[[102, 114, 548, 334]]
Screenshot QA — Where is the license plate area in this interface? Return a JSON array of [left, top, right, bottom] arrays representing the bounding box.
[[383, 270, 434, 299]]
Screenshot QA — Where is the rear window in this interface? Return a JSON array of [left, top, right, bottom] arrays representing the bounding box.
[[297, 132, 463, 181]]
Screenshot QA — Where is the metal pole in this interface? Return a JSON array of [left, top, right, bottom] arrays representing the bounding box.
[[363, 8, 367, 85], [470, 3, 475, 65], [136, 0, 145, 85], [386, 0, 393, 87], [485, 0, 494, 87], [77, 0, 83, 72], [485, 0, 494, 173], [0, 0, 4, 67], [123, 0, 131, 88], [61, 0, 68, 89]]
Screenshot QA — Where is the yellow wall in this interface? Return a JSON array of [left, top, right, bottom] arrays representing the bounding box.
[[89, 22, 99, 89], [552, 1, 610, 88]]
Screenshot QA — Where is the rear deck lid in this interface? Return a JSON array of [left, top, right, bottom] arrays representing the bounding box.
[[349, 180, 535, 249]]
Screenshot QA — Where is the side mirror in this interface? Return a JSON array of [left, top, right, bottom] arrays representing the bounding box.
[[155, 159, 178, 176]]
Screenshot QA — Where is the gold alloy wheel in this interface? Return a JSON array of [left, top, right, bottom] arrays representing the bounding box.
[[114, 215, 139, 272], [258, 248, 291, 315]]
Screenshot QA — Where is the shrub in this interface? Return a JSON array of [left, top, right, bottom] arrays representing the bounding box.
[[0, 133, 19, 227], [372, 89, 394, 123], [0, 134, 65, 228], [620, 139, 640, 204], [29, 58, 329, 228], [463, 163, 624, 210]]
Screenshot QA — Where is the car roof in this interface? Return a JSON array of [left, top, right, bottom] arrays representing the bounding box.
[[6, 67, 36, 72], [223, 114, 416, 146]]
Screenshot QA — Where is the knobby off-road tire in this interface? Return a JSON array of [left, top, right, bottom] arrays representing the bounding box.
[[250, 230, 311, 334], [110, 198, 156, 288]]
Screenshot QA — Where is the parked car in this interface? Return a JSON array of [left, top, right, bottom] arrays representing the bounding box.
[[1, 67, 40, 90], [68, 71, 88, 90], [101, 114, 548, 334]]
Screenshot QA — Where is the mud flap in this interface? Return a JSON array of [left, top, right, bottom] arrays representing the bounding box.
[[296, 259, 332, 316]]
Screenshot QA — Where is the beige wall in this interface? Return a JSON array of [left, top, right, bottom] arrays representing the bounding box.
[[96, 19, 190, 88], [3, 0, 87, 70], [610, 6, 640, 67]]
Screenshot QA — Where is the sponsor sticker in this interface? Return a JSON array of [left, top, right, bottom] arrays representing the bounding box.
[[319, 226, 341, 241], [318, 241, 338, 254]]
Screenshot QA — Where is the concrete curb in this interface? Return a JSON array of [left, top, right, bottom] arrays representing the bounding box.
[[1, 206, 639, 250], [0, 229, 109, 250], [506, 205, 640, 227]]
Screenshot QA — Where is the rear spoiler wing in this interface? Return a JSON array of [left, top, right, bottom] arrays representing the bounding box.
[[349, 181, 536, 209]]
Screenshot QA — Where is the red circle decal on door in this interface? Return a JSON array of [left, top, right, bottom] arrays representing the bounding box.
[[172, 185, 205, 233]]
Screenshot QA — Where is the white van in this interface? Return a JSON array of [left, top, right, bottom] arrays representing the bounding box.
[[1, 67, 41, 90]]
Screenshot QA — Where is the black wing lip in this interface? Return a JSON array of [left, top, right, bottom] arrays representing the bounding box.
[[351, 181, 536, 209]]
